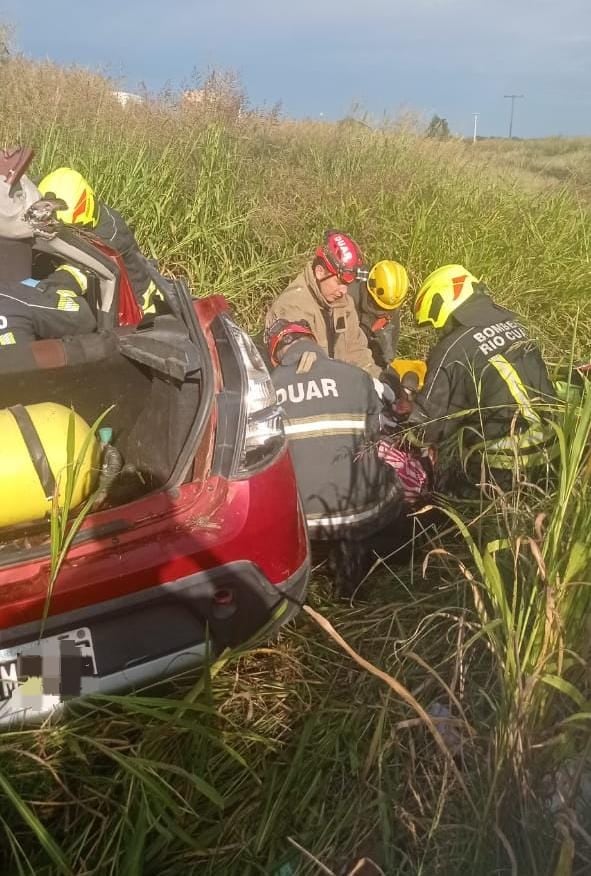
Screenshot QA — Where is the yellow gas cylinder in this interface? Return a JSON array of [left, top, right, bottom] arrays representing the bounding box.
[[390, 358, 427, 390], [0, 403, 100, 528]]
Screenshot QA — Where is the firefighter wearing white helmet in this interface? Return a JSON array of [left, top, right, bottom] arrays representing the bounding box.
[[38, 167, 160, 314], [409, 264, 556, 490], [348, 259, 408, 366]]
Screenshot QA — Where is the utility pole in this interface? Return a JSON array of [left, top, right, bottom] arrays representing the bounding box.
[[504, 94, 524, 139], [472, 112, 479, 143]]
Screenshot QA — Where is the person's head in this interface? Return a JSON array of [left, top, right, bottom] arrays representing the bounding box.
[[414, 264, 480, 330], [367, 260, 409, 311], [38, 167, 97, 227], [313, 229, 364, 305], [265, 319, 316, 366]]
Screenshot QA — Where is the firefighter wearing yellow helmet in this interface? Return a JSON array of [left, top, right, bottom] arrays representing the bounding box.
[[414, 264, 479, 329], [38, 168, 160, 314], [0, 146, 96, 346], [408, 264, 556, 493], [348, 259, 409, 366]]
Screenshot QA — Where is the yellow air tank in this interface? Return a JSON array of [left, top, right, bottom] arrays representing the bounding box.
[[0, 403, 100, 528]]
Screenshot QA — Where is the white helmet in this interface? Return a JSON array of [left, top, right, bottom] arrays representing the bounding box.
[[0, 147, 41, 239], [0, 174, 40, 239]]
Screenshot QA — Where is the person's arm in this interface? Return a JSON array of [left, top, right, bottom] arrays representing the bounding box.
[[97, 204, 138, 253], [37, 264, 89, 297], [346, 307, 382, 377], [265, 296, 294, 329], [408, 347, 454, 444], [364, 371, 384, 439], [389, 309, 401, 358], [264, 287, 315, 333], [31, 283, 96, 339]]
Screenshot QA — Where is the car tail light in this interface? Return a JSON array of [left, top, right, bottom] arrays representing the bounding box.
[[224, 319, 285, 476]]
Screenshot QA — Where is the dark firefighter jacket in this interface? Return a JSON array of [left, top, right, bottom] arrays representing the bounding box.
[[348, 279, 401, 367], [272, 339, 401, 536], [409, 292, 555, 470], [0, 278, 96, 346], [93, 202, 155, 310]]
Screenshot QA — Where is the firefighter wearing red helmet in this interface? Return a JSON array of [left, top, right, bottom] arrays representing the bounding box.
[[265, 230, 382, 378]]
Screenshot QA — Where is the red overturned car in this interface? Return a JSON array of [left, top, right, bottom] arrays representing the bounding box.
[[0, 209, 309, 723]]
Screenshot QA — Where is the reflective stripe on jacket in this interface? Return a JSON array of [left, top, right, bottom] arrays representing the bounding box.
[[0, 280, 96, 345], [409, 294, 555, 469], [272, 339, 400, 530]]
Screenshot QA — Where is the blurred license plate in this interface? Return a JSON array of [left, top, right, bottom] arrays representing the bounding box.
[[0, 627, 97, 716]]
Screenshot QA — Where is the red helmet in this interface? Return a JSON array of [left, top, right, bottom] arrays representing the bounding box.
[[314, 229, 363, 284], [265, 319, 315, 365]]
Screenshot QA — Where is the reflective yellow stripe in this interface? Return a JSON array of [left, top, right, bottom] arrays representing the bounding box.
[[55, 264, 88, 293], [467, 354, 557, 469], [488, 354, 539, 424], [0, 331, 16, 346], [141, 281, 161, 314], [56, 291, 80, 312]]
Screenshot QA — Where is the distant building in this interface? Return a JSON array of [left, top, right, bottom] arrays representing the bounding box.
[[112, 91, 144, 108]]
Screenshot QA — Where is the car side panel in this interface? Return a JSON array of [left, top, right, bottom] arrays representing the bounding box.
[[0, 448, 308, 629]]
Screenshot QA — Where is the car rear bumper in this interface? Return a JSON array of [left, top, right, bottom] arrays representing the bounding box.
[[0, 556, 309, 726]]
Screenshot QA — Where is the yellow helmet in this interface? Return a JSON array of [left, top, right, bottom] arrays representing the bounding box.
[[38, 168, 97, 227], [414, 264, 479, 329], [367, 260, 409, 310]]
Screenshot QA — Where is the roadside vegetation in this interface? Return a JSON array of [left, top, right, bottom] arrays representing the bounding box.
[[1, 54, 591, 875]]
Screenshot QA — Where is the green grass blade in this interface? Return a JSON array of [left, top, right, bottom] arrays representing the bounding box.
[[0, 769, 72, 875]]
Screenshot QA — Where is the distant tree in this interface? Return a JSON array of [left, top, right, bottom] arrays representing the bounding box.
[[426, 114, 450, 139]]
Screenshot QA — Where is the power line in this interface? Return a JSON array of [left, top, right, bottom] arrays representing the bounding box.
[[503, 94, 524, 139]]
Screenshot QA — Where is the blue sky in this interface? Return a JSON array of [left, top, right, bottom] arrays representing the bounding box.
[[2, 0, 590, 138]]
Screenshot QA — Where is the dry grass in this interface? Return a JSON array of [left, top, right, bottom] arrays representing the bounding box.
[[0, 54, 591, 875]]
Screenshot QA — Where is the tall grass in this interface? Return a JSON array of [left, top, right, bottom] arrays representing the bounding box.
[[1, 55, 591, 874]]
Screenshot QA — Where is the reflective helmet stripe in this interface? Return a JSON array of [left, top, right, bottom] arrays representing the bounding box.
[[72, 190, 88, 223]]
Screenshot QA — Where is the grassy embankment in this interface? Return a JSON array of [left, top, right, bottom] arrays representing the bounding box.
[[1, 57, 591, 875]]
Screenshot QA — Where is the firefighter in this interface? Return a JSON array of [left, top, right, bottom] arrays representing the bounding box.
[[266, 318, 405, 593], [38, 167, 160, 313], [0, 277, 96, 346], [265, 230, 383, 379], [0, 149, 96, 346], [408, 264, 556, 490], [348, 259, 409, 367]]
